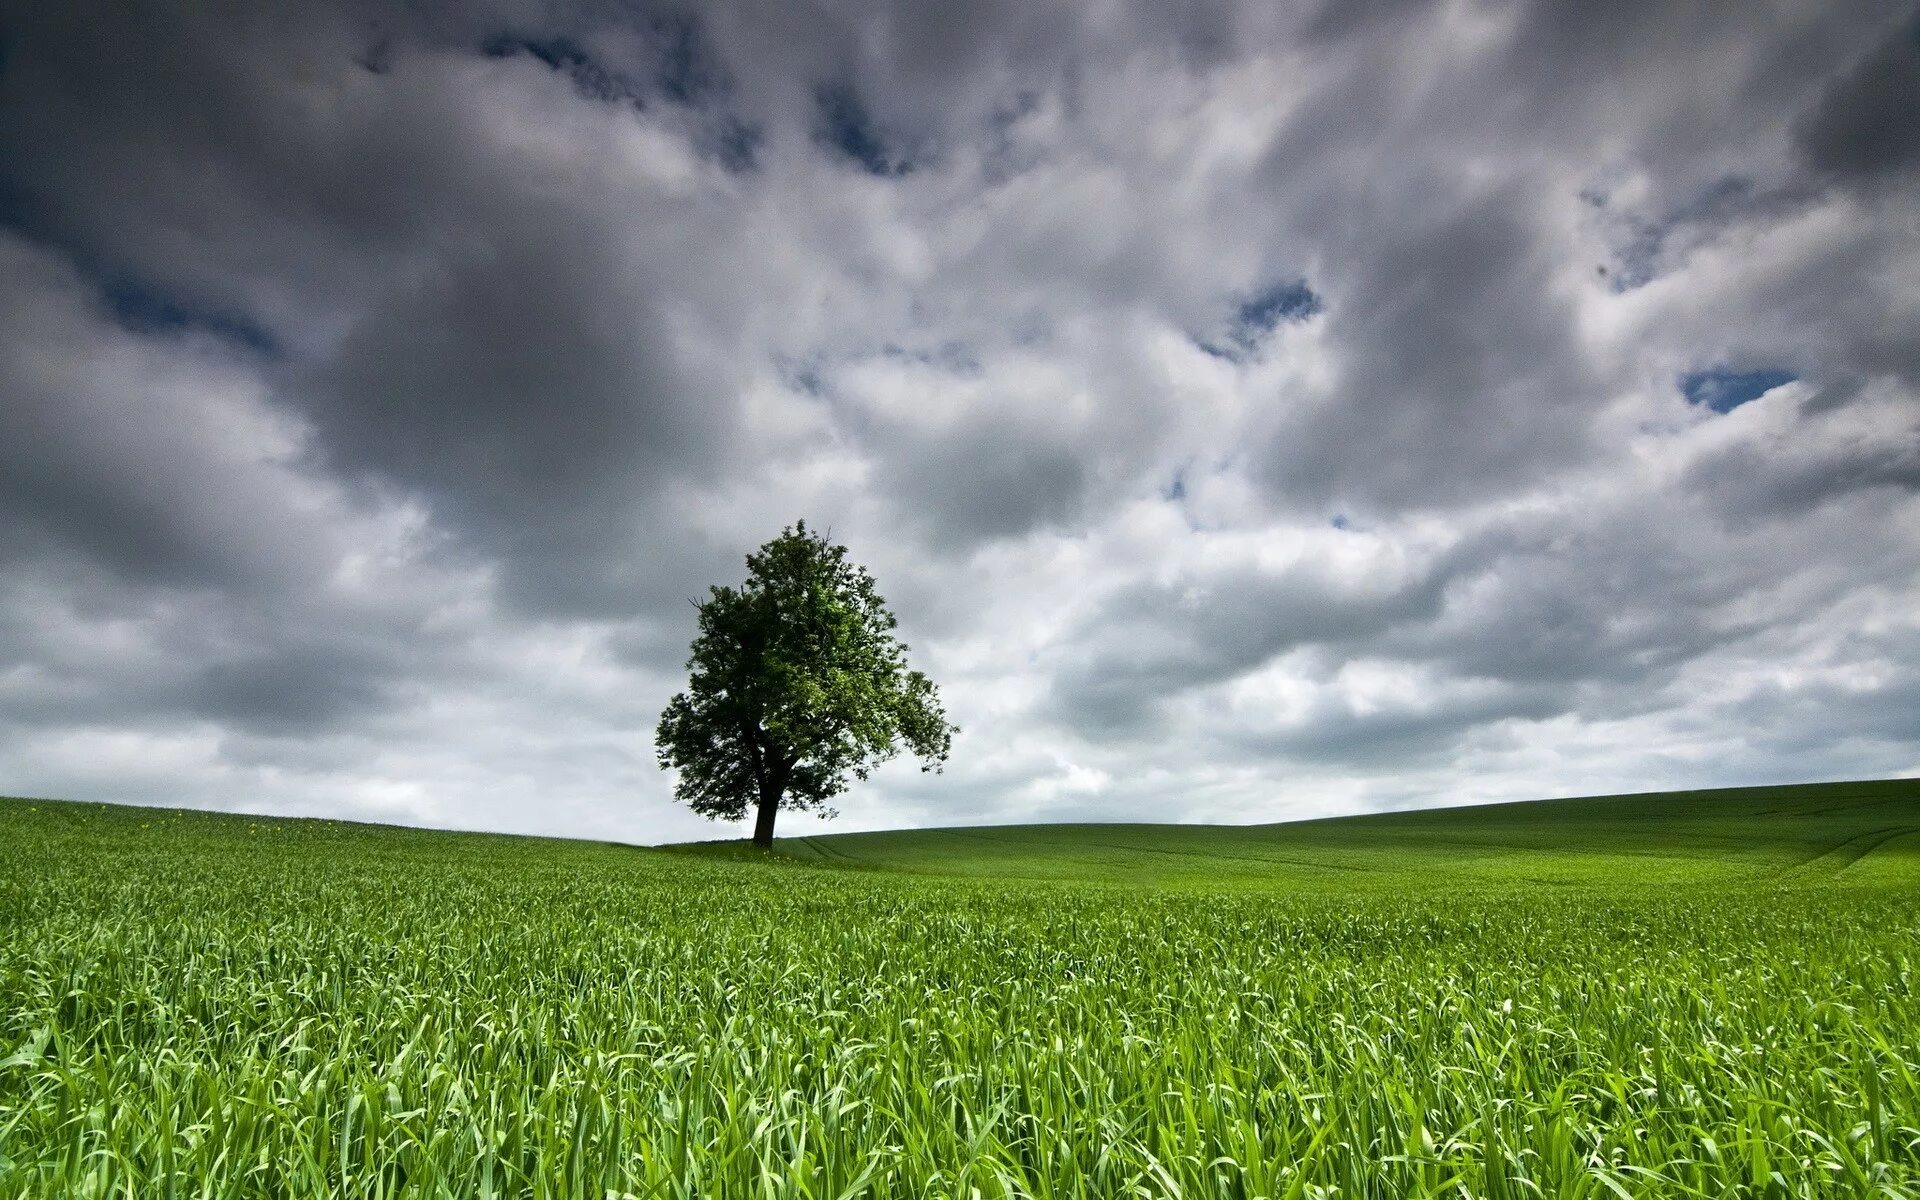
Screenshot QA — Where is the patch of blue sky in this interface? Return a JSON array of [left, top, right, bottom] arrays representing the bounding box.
[[0, 188, 278, 354], [1198, 279, 1321, 361], [651, 13, 724, 105], [881, 340, 980, 375], [776, 354, 828, 397], [1592, 175, 1809, 293], [1237, 280, 1322, 332], [1682, 367, 1797, 414], [703, 115, 762, 172], [482, 24, 759, 170], [813, 83, 916, 177], [102, 277, 280, 356], [480, 34, 643, 106]]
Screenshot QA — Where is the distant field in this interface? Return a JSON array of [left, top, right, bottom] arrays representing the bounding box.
[[749, 778, 1920, 890], [2, 779, 1918, 1197]]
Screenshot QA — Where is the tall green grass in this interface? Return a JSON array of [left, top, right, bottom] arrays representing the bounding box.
[[2, 782, 1917, 1197]]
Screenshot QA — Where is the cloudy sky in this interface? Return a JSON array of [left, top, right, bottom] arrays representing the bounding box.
[[2, 0, 1916, 844]]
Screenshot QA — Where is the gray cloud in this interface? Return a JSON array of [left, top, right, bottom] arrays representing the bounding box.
[[884, 429, 1087, 549], [1050, 545, 1467, 735], [0, 239, 327, 592], [1684, 423, 1920, 528], [187, 644, 408, 734], [1261, 187, 1599, 511], [302, 219, 738, 613], [1795, 17, 1920, 188], [1217, 678, 1573, 769], [0, 0, 1913, 841]]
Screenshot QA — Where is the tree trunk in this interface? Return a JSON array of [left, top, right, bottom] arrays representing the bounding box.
[[751, 784, 780, 848]]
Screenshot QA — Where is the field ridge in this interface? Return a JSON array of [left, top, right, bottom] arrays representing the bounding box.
[[718, 776, 1920, 889]]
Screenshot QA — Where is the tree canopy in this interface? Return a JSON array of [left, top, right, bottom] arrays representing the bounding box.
[[655, 522, 955, 846]]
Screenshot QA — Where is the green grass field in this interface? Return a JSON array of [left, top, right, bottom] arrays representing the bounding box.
[[2, 779, 1917, 1198]]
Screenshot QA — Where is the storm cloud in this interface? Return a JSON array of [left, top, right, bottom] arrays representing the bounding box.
[[0, 0, 1914, 841]]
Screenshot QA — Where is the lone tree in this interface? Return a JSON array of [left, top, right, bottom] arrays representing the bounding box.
[[655, 522, 956, 847]]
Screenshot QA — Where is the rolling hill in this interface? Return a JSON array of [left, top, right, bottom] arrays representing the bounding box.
[[686, 776, 1920, 890], [3, 778, 1916, 1196]]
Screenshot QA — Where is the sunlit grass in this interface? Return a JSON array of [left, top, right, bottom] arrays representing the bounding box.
[[2, 781, 1917, 1197]]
